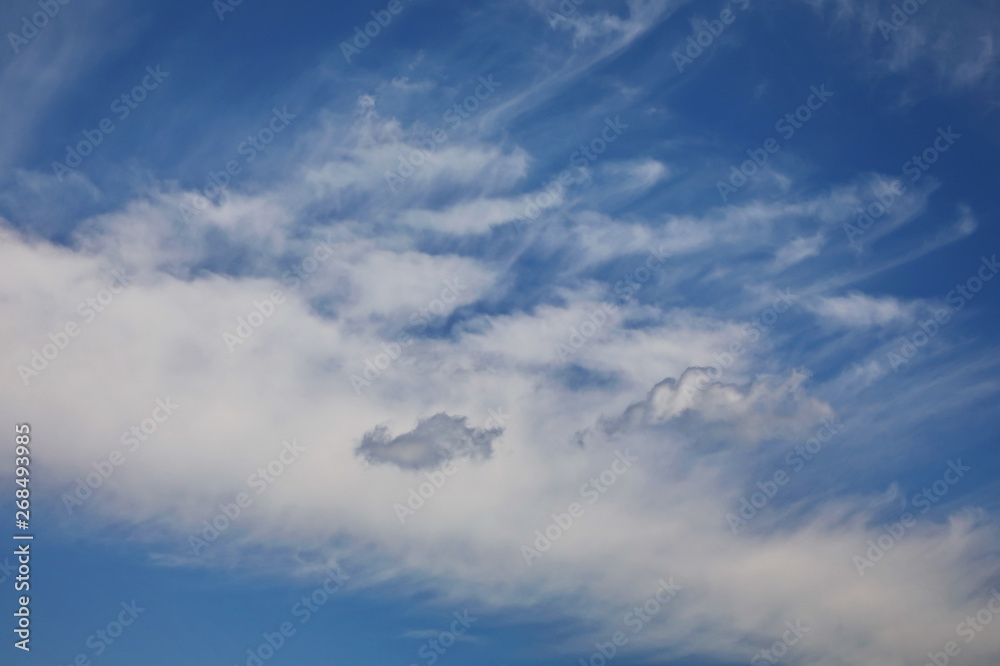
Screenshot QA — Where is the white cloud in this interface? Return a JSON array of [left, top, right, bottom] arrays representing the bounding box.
[[3, 196, 998, 665], [2, 25, 999, 662], [808, 292, 917, 328]]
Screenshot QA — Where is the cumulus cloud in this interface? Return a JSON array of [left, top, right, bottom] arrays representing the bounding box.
[[356, 413, 503, 470], [596, 368, 835, 448]]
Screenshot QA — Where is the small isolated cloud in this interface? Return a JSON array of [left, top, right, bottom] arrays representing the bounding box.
[[356, 413, 503, 470], [602, 158, 671, 190], [773, 234, 824, 269], [808, 292, 916, 329]]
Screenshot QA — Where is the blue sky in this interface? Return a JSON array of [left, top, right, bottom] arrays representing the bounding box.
[[2, 0, 1000, 664]]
